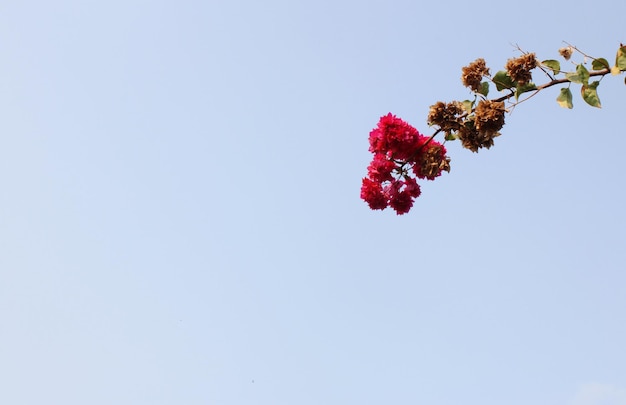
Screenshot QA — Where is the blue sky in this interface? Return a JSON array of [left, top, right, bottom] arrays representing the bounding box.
[[1, 1, 625, 404]]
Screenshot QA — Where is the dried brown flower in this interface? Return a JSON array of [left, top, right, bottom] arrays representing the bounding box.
[[427, 101, 465, 132], [459, 123, 493, 152], [461, 58, 490, 92], [458, 121, 495, 152], [505, 53, 537, 85], [474, 100, 505, 136], [559, 46, 573, 60], [416, 144, 451, 180], [458, 100, 505, 152]]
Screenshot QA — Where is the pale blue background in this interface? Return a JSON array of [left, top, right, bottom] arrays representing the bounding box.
[[1, 1, 625, 404]]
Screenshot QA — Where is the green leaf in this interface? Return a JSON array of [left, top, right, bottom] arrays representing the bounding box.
[[565, 64, 589, 84], [592, 58, 610, 70], [493, 70, 515, 91], [461, 100, 473, 114], [581, 81, 601, 108], [615, 45, 626, 70], [479, 81, 489, 97], [515, 82, 537, 100], [445, 132, 458, 141], [556, 87, 573, 109], [542, 59, 561, 75]]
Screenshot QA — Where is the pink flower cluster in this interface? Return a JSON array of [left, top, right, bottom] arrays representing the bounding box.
[[361, 113, 450, 215]]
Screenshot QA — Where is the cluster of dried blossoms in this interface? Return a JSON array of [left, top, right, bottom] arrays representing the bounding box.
[[427, 98, 506, 152], [461, 58, 489, 92], [427, 53, 535, 152], [360, 113, 450, 214], [504, 53, 537, 85]]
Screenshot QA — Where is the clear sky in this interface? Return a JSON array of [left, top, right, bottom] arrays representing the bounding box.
[[1, 1, 625, 404]]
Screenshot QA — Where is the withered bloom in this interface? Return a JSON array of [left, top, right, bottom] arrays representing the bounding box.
[[458, 121, 495, 152], [505, 53, 537, 85], [559, 46, 573, 60], [415, 143, 451, 180], [427, 101, 465, 133], [474, 100, 505, 136], [461, 58, 490, 92]]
